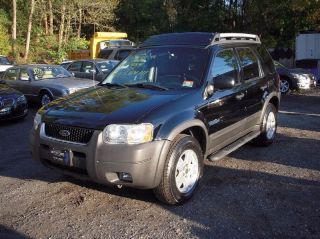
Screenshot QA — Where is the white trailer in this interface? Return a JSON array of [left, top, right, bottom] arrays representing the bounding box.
[[295, 32, 320, 82], [296, 33, 320, 60]]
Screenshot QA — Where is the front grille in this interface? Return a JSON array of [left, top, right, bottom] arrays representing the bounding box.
[[44, 123, 94, 144]]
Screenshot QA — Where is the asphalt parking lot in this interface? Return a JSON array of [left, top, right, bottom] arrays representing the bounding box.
[[0, 89, 319, 239]]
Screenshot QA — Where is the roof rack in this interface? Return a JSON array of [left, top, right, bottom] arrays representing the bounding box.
[[212, 33, 260, 44]]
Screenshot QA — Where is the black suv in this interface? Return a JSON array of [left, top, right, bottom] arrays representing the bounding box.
[[30, 32, 280, 205]]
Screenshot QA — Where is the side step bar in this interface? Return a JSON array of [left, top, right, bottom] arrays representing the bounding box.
[[208, 131, 261, 161]]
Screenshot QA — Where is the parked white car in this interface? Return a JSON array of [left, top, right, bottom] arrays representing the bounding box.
[[0, 56, 13, 75]]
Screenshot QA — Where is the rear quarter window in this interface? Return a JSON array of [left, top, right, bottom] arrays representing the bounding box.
[[256, 45, 276, 74], [237, 47, 260, 81]]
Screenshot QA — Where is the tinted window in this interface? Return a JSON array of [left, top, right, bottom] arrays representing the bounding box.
[[4, 68, 19, 80], [256, 46, 276, 74], [211, 49, 239, 84], [99, 49, 113, 59], [68, 62, 82, 71], [237, 48, 260, 81], [96, 61, 119, 73], [116, 50, 132, 61], [0, 57, 11, 65], [81, 61, 95, 73]]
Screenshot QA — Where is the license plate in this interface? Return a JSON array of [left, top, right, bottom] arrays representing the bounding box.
[[50, 148, 72, 166]]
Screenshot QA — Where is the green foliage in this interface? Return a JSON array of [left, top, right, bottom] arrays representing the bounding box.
[[28, 36, 89, 64], [3, 0, 320, 62], [115, 0, 171, 42], [0, 9, 11, 55]]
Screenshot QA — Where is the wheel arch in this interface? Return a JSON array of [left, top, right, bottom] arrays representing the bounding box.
[[38, 88, 54, 98], [158, 119, 209, 156], [259, 92, 280, 124]]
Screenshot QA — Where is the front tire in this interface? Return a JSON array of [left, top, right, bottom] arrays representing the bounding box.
[[253, 103, 277, 146], [153, 134, 204, 205], [40, 92, 52, 106]]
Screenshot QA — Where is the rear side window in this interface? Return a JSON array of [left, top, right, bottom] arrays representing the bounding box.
[[99, 49, 113, 59], [68, 62, 82, 71], [237, 48, 260, 81], [116, 50, 132, 61], [256, 45, 276, 74], [4, 68, 19, 80], [211, 49, 239, 84]]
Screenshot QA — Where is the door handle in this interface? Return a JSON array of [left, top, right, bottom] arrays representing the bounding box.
[[236, 93, 245, 100]]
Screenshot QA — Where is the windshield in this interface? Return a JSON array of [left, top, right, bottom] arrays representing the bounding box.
[[31, 66, 72, 80], [96, 61, 119, 73], [102, 47, 208, 90], [0, 57, 11, 65]]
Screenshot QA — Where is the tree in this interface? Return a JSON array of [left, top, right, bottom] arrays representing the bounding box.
[[24, 0, 35, 60], [12, 0, 17, 57]]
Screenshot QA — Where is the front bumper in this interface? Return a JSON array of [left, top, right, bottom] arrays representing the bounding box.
[[30, 123, 170, 189]]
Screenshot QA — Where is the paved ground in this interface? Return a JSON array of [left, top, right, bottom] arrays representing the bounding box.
[[0, 89, 319, 239]]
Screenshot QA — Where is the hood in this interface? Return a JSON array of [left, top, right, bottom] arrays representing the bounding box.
[[0, 84, 22, 98], [44, 86, 185, 130], [34, 77, 98, 89], [290, 68, 312, 75]]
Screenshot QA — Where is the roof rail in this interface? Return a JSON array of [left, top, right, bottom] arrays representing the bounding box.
[[213, 33, 260, 44]]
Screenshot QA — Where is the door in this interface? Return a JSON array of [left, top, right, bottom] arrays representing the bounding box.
[[17, 68, 35, 99], [236, 47, 267, 118], [201, 48, 247, 152]]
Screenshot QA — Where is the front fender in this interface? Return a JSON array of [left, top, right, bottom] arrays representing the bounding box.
[[155, 110, 209, 154]]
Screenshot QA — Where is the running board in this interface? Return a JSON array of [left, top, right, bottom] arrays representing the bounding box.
[[208, 131, 261, 161]]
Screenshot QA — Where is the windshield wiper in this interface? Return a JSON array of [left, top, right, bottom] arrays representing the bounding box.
[[125, 83, 168, 91], [101, 83, 128, 89]]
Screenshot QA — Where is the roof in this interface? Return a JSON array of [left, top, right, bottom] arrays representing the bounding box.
[[14, 64, 60, 68], [140, 32, 261, 48]]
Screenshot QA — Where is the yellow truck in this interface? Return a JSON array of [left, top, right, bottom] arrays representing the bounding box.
[[68, 32, 133, 60]]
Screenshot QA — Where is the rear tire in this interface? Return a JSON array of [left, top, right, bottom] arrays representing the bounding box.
[[153, 134, 204, 205], [253, 103, 277, 146], [280, 78, 291, 94]]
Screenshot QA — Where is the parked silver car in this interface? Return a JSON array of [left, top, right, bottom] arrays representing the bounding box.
[[1, 65, 98, 106]]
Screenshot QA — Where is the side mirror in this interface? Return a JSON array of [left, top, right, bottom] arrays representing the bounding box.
[[214, 75, 236, 90], [0, 79, 5, 84]]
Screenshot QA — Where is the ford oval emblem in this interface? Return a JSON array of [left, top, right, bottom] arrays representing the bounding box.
[[59, 129, 70, 137]]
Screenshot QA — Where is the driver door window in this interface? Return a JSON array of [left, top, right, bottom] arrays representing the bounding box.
[[211, 49, 239, 87], [68, 62, 82, 72], [4, 68, 19, 81]]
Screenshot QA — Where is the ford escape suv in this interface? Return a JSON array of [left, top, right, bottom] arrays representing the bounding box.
[[30, 32, 280, 205]]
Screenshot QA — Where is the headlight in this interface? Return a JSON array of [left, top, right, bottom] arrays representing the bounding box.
[[68, 88, 78, 94], [62, 89, 69, 96], [292, 73, 308, 82], [103, 123, 154, 144], [17, 95, 26, 103], [33, 113, 42, 130]]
